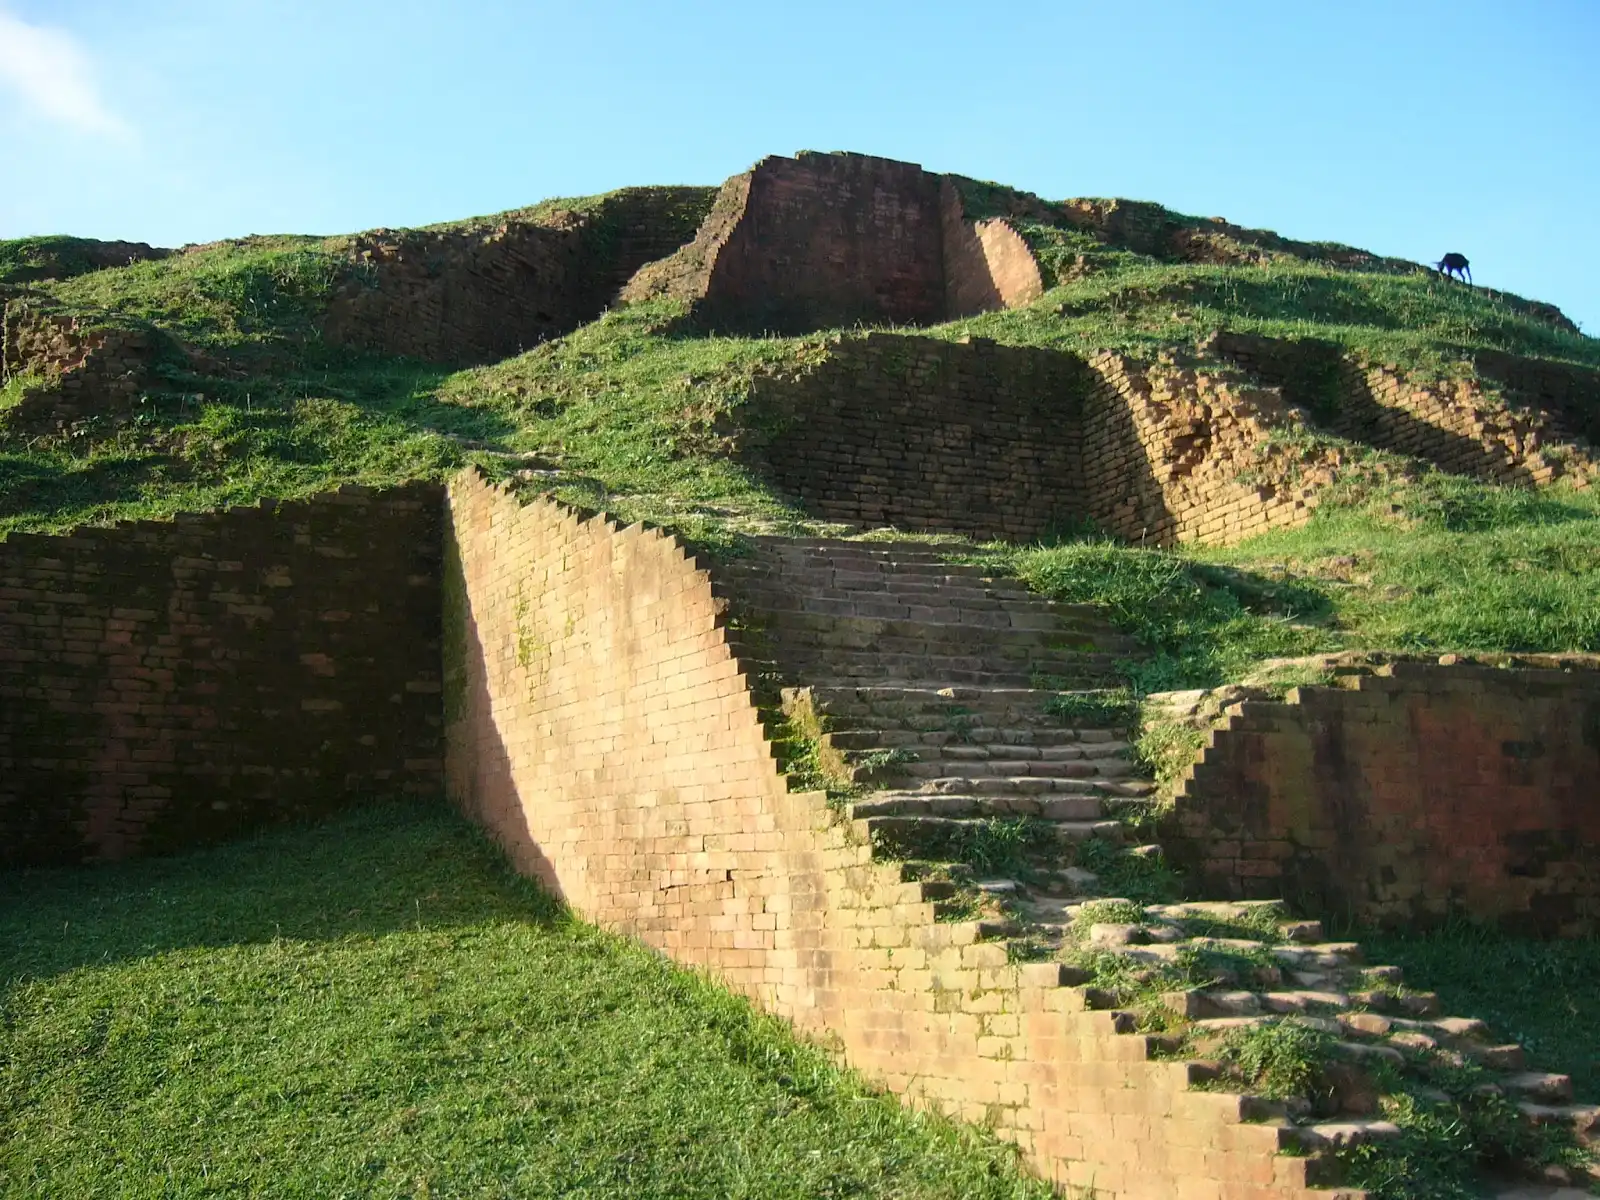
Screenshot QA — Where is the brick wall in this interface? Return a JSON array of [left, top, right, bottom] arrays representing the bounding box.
[[1211, 332, 1600, 488], [1159, 659, 1600, 935], [0, 484, 444, 866], [440, 468, 1344, 1199], [737, 332, 1091, 540], [1, 301, 158, 435], [622, 153, 1050, 333], [323, 187, 714, 365], [735, 332, 1355, 545]]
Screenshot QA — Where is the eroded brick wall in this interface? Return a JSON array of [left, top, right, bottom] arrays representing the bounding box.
[[734, 332, 1353, 545], [1, 302, 158, 435], [1211, 332, 1600, 488], [323, 187, 714, 365], [440, 469, 1341, 1200], [1081, 353, 1348, 545], [0, 484, 444, 866], [1160, 660, 1600, 935], [738, 332, 1091, 539]]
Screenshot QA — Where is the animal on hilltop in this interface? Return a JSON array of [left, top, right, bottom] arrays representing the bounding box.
[[1436, 252, 1472, 283]]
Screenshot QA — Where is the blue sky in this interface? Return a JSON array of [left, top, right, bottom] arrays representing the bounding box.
[[2, 0, 1596, 332]]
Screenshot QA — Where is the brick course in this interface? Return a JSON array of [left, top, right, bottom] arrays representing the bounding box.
[[0, 484, 443, 865], [1159, 659, 1600, 935]]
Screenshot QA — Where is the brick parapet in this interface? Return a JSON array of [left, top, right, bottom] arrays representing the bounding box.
[[0, 483, 444, 865]]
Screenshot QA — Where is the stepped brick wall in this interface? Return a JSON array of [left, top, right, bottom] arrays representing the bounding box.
[[322, 187, 714, 365], [0, 484, 443, 867], [738, 332, 1354, 545], [1210, 332, 1600, 488], [1, 302, 158, 435], [1159, 659, 1600, 936], [940, 184, 1045, 315], [1080, 353, 1346, 545], [439, 470, 1346, 1200], [621, 152, 1051, 333]]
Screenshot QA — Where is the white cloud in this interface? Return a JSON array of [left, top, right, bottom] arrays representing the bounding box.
[[0, 8, 132, 140]]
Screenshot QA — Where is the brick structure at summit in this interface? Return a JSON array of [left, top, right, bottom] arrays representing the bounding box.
[[621, 152, 1045, 333]]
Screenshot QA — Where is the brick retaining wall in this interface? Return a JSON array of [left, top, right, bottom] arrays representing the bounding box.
[[1160, 660, 1600, 935], [0, 484, 444, 865]]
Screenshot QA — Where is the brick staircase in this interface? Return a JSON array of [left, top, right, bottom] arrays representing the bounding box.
[[715, 536, 1599, 1199]]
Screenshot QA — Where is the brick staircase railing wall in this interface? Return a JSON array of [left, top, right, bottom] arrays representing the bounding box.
[[439, 468, 1344, 1199], [1, 302, 159, 435], [1161, 660, 1600, 936], [0, 484, 444, 867], [322, 186, 715, 365]]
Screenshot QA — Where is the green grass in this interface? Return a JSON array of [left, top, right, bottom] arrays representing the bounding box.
[[978, 472, 1600, 693], [0, 803, 1055, 1200], [1357, 923, 1600, 1099]]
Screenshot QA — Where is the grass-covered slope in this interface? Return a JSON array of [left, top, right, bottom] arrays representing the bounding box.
[[0, 803, 1052, 1200], [2, 175, 1597, 680]]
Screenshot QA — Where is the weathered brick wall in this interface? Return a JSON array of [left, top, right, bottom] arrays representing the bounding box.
[[323, 187, 714, 365], [0, 484, 444, 866], [1081, 353, 1346, 545], [622, 153, 1049, 333], [940, 180, 1044, 315], [1159, 659, 1600, 935], [1, 302, 158, 435], [734, 332, 1354, 545], [440, 469, 1343, 1200], [737, 332, 1091, 540], [1211, 332, 1600, 488]]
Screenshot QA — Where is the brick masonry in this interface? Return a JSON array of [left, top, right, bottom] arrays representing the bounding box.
[[621, 152, 1049, 333], [440, 469, 1351, 1199], [1158, 659, 1600, 935], [736, 331, 1357, 545], [1, 301, 160, 435], [323, 187, 715, 365], [1210, 331, 1600, 488], [0, 484, 444, 866]]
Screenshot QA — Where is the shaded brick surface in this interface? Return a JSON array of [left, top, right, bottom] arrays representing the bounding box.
[[1162, 662, 1600, 935], [0, 484, 444, 865]]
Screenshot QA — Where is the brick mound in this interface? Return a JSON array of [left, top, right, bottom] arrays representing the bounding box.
[[619, 151, 1045, 333], [712, 536, 1600, 1197], [322, 186, 715, 364]]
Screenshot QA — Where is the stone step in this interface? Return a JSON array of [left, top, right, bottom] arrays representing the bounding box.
[[850, 792, 1106, 821], [858, 815, 1124, 858], [924, 775, 1123, 795], [825, 727, 1104, 750], [896, 757, 1134, 781]]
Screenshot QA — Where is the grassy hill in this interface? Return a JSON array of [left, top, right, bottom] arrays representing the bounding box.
[[3, 181, 1596, 691], [0, 804, 1053, 1199]]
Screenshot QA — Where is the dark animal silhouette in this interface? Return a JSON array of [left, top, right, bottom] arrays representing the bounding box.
[[1436, 252, 1472, 284]]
